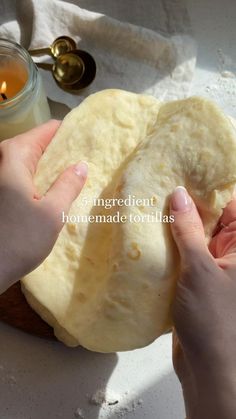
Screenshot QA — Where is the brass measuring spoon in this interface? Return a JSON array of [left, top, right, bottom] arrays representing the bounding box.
[[59, 50, 96, 91], [37, 52, 85, 85], [29, 36, 76, 58]]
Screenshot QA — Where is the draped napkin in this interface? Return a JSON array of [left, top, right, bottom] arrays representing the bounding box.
[[0, 0, 197, 109]]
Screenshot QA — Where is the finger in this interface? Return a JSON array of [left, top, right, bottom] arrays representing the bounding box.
[[5, 120, 61, 175], [219, 198, 236, 227], [42, 161, 88, 223], [216, 253, 236, 270], [170, 186, 211, 263], [210, 221, 236, 258]]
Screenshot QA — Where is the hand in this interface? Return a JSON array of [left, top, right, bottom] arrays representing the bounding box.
[[170, 186, 236, 419], [0, 121, 87, 294]]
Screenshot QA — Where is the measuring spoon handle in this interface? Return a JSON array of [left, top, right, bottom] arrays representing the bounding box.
[[28, 47, 52, 56], [36, 63, 53, 71]]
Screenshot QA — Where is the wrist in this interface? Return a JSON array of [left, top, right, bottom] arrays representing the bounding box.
[[184, 365, 236, 419]]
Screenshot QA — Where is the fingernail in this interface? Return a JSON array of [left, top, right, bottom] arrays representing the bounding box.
[[171, 186, 192, 211], [74, 161, 88, 179]]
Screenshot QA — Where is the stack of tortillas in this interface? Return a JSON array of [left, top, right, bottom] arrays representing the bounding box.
[[21, 90, 236, 353]]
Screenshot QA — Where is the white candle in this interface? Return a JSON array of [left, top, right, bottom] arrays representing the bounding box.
[[0, 39, 51, 141]]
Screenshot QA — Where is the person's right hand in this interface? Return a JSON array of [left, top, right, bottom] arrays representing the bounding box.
[[170, 186, 236, 419]]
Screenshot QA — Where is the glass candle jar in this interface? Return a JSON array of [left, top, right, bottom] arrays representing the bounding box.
[[0, 38, 51, 141]]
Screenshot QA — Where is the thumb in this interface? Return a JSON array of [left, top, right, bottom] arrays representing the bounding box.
[[43, 161, 88, 216], [170, 186, 210, 263]]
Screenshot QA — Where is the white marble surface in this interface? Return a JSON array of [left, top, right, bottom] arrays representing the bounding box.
[[1, 1, 236, 418], [0, 324, 182, 419]]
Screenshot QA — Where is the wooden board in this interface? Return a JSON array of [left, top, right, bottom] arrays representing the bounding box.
[[0, 282, 55, 340]]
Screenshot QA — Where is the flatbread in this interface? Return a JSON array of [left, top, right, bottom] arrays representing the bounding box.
[[21, 91, 236, 352], [21, 89, 161, 349]]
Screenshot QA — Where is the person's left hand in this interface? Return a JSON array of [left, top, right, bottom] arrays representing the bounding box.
[[0, 120, 87, 294]]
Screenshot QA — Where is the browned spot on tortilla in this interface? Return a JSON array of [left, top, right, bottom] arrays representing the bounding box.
[[127, 242, 141, 260]]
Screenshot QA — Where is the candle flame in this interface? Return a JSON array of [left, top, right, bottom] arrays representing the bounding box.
[[0, 81, 7, 94]]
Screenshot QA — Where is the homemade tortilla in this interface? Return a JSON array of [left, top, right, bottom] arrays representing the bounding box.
[[21, 91, 236, 352]]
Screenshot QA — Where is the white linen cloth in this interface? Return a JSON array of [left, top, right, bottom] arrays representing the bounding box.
[[0, 0, 197, 109]]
